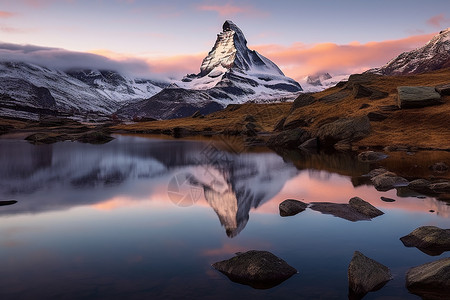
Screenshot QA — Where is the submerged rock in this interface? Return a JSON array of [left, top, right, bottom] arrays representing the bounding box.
[[357, 151, 388, 162], [25, 133, 68, 144], [212, 250, 297, 289], [400, 226, 450, 256], [279, 199, 308, 217], [348, 251, 392, 299], [406, 257, 450, 300], [380, 196, 395, 202], [310, 197, 383, 222], [397, 86, 442, 109]]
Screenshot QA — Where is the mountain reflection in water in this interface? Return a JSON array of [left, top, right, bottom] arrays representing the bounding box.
[[0, 135, 448, 239]]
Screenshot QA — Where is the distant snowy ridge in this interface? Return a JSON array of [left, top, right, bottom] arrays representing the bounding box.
[[0, 61, 167, 120], [366, 28, 450, 75]]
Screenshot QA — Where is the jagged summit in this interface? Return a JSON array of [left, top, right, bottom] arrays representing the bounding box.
[[199, 20, 284, 77], [118, 21, 302, 120], [367, 28, 450, 75]]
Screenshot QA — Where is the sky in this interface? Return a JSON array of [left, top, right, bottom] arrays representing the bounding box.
[[0, 0, 449, 80]]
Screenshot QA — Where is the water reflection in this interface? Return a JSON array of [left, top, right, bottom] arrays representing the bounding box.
[[1, 136, 449, 299], [0, 136, 448, 236]]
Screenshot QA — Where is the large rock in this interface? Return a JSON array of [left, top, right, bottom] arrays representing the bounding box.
[[400, 226, 450, 256], [406, 257, 450, 300], [279, 199, 308, 217], [352, 84, 388, 100], [266, 128, 311, 149], [315, 116, 371, 146], [397, 86, 442, 109], [349, 197, 384, 218], [429, 181, 450, 193], [348, 251, 392, 298], [290, 93, 315, 112], [357, 151, 388, 162], [77, 131, 114, 144], [435, 83, 450, 96], [370, 171, 409, 191], [310, 197, 383, 222], [212, 250, 297, 289], [0, 200, 17, 206]]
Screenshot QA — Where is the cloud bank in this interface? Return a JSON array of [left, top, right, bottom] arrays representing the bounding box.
[[0, 42, 161, 79]]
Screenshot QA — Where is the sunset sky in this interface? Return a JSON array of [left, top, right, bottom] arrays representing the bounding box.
[[1, 0, 449, 80]]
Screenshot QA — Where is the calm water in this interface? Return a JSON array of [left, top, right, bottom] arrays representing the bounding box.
[[0, 135, 448, 299]]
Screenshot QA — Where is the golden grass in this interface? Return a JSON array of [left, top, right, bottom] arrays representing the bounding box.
[[96, 68, 450, 150]]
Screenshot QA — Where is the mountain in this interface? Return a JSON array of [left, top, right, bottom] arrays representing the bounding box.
[[367, 28, 450, 75], [0, 61, 167, 120], [299, 73, 350, 93], [117, 20, 302, 120]]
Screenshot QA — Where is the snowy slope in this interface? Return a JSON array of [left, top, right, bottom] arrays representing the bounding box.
[[0, 61, 166, 119], [366, 28, 450, 75], [177, 20, 302, 104]]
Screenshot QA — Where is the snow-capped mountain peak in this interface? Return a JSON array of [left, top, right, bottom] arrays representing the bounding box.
[[199, 20, 284, 78]]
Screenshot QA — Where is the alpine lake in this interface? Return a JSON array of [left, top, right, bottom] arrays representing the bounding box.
[[0, 134, 449, 299]]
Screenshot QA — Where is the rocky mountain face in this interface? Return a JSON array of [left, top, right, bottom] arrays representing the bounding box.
[[299, 73, 350, 93], [0, 61, 167, 120], [306, 73, 332, 86], [118, 20, 302, 120], [367, 28, 450, 75]]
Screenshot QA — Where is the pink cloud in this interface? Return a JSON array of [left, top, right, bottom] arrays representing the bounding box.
[[427, 14, 450, 28], [197, 2, 267, 17], [0, 11, 15, 18], [92, 32, 436, 80], [251, 32, 435, 80]]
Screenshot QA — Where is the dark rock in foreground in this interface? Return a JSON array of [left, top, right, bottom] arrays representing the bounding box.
[[352, 84, 388, 100], [397, 86, 442, 109], [406, 257, 450, 300], [315, 116, 371, 147], [370, 171, 409, 191], [25, 133, 68, 145], [310, 197, 383, 222], [367, 111, 389, 122], [348, 251, 392, 299], [357, 151, 388, 162], [349, 197, 384, 218], [400, 226, 450, 256], [279, 199, 308, 217], [212, 250, 297, 289], [77, 131, 114, 144], [380, 196, 395, 202], [266, 128, 311, 149], [435, 83, 450, 96], [429, 162, 449, 173], [0, 200, 17, 206], [290, 93, 315, 112]]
